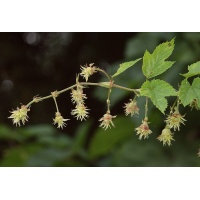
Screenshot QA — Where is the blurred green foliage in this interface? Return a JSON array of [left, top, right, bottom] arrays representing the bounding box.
[[1, 32, 200, 166]]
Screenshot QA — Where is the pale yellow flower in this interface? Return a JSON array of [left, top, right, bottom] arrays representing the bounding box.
[[135, 119, 152, 140], [53, 112, 69, 129], [165, 109, 186, 131], [71, 88, 87, 104], [157, 128, 175, 146], [8, 105, 29, 126], [80, 63, 97, 81], [124, 99, 139, 116], [99, 112, 116, 130], [71, 103, 89, 121]]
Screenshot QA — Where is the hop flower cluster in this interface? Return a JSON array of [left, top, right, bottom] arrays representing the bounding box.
[[157, 128, 175, 146], [124, 99, 139, 116], [71, 84, 89, 121], [70, 87, 87, 104], [53, 112, 69, 129], [99, 112, 116, 130], [135, 118, 152, 140], [8, 105, 29, 126], [165, 109, 186, 131], [80, 63, 97, 82]]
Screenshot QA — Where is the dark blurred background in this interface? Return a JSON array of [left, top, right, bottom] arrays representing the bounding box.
[[1, 32, 200, 166]]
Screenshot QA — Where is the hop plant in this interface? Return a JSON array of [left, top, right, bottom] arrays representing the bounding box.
[[9, 38, 200, 156]]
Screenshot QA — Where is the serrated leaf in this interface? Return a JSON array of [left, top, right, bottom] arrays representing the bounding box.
[[112, 58, 141, 78], [140, 79, 177, 114], [191, 78, 200, 107], [179, 78, 200, 107], [142, 38, 175, 79], [179, 79, 195, 107], [181, 61, 200, 78]]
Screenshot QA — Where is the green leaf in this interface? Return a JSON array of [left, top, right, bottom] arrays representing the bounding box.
[[191, 78, 200, 107], [181, 61, 200, 78], [112, 58, 141, 78], [179, 78, 200, 107], [179, 79, 195, 107], [142, 38, 175, 79], [88, 116, 133, 159], [140, 79, 177, 114]]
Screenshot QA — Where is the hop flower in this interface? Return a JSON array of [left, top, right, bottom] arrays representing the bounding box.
[[135, 119, 152, 140], [80, 63, 97, 81], [8, 105, 29, 126], [71, 103, 89, 121], [157, 128, 175, 146], [99, 112, 116, 130], [71, 88, 87, 104], [53, 112, 69, 129], [124, 99, 139, 116], [165, 109, 186, 131]]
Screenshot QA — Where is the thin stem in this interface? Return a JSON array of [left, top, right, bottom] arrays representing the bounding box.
[[97, 68, 112, 81], [170, 98, 179, 113], [107, 88, 112, 112], [26, 82, 141, 108], [113, 84, 140, 95], [145, 97, 148, 119], [53, 97, 59, 112]]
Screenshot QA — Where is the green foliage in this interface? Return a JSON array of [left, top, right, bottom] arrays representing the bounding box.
[[181, 61, 200, 78], [142, 38, 175, 79], [112, 58, 141, 78], [88, 116, 133, 159], [179, 78, 200, 107], [140, 79, 177, 113]]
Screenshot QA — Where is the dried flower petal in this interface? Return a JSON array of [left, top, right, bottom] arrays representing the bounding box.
[[157, 128, 175, 146], [8, 105, 29, 126], [53, 112, 69, 129], [99, 112, 116, 130], [135, 119, 152, 140]]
